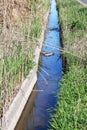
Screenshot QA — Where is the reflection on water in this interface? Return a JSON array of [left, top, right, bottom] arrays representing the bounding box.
[[15, 86, 37, 130], [15, 0, 62, 130]]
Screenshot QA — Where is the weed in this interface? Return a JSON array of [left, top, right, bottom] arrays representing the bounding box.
[[30, 17, 42, 39], [49, 0, 87, 129], [0, 0, 50, 116]]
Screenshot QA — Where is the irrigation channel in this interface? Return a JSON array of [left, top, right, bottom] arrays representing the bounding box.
[[15, 0, 62, 130]]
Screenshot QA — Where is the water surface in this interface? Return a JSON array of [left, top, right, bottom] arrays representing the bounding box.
[[15, 0, 62, 129]]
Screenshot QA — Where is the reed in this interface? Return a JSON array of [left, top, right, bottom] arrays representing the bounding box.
[[0, 0, 50, 117]]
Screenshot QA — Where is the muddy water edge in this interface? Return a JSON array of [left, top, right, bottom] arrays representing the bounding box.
[[15, 0, 62, 130]]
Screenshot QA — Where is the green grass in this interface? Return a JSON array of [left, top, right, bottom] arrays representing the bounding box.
[[49, 0, 87, 130], [30, 17, 43, 39], [58, 0, 87, 45], [0, 0, 50, 116], [49, 64, 87, 130]]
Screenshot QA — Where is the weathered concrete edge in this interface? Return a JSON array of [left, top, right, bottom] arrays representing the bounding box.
[[76, 0, 87, 6], [2, 10, 50, 130]]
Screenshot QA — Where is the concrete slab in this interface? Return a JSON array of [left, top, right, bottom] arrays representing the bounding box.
[[80, 0, 87, 4], [77, 0, 87, 6]]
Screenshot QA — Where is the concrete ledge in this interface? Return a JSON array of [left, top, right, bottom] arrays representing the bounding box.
[[76, 0, 87, 6], [1, 10, 49, 130], [2, 67, 37, 130]]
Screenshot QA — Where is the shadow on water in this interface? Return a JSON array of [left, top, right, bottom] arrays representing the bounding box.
[[15, 0, 62, 130], [15, 86, 37, 130]]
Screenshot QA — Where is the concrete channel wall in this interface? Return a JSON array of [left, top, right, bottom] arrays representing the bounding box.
[[2, 11, 49, 130], [76, 0, 87, 6]]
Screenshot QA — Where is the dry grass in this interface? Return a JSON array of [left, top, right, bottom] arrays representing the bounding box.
[[0, 0, 50, 119]]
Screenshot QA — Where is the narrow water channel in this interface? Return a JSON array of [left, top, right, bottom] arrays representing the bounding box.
[[15, 0, 62, 130]]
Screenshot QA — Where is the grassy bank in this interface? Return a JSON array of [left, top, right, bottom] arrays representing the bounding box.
[[0, 0, 50, 117], [49, 0, 87, 129]]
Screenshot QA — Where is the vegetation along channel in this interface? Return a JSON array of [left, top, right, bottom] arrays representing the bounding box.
[[1, 0, 87, 130], [15, 0, 62, 130]]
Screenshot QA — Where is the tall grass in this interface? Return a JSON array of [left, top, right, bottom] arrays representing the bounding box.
[[30, 17, 43, 39], [49, 0, 87, 129], [0, 0, 50, 117]]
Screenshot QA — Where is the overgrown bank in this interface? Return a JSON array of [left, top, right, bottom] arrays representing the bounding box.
[[49, 0, 87, 129], [0, 0, 50, 118]]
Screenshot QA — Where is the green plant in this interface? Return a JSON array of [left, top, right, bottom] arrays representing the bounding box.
[[49, 0, 87, 129], [0, 0, 50, 116], [30, 17, 42, 39]]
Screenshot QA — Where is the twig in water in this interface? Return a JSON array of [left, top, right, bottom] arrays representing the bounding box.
[[44, 43, 86, 60], [37, 70, 48, 85], [40, 51, 54, 57], [38, 65, 50, 76]]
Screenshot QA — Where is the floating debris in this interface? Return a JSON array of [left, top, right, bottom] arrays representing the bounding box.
[[40, 51, 54, 57]]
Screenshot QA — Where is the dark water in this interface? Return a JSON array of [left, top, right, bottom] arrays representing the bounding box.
[[15, 0, 62, 130]]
